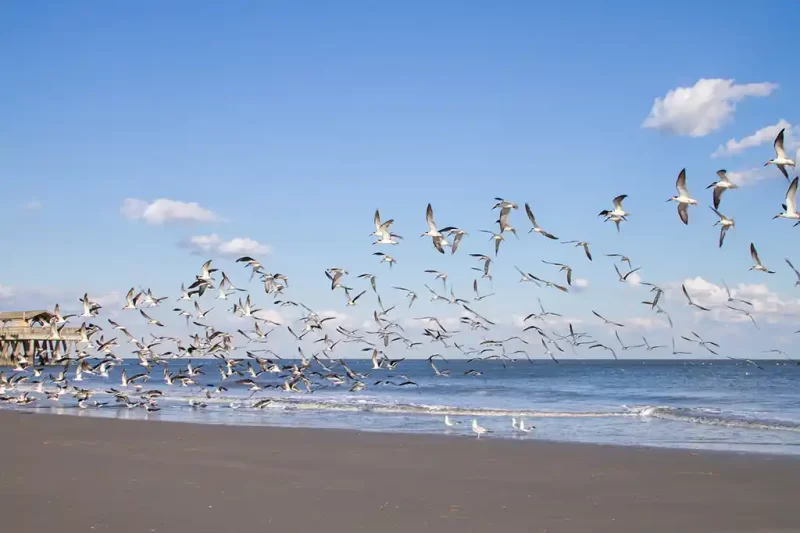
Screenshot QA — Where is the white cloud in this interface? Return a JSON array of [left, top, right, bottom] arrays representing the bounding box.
[[667, 277, 800, 324], [255, 309, 284, 325], [181, 234, 270, 258], [121, 198, 220, 225], [712, 119, 791, 157], [21, 200, 41, 211], [625, 272, 642, 287], [725, 167, 775, 187], [624, 317, 668, 330], [642, 79, 778, 137], [572, 278, 589, 292]]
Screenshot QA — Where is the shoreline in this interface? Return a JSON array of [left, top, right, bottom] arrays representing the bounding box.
[[6, 405, 800, 459], [2, 410, 800, 532]]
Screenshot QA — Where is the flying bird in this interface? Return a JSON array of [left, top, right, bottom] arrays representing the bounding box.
[[709, 207, 734, 248], [773, 177, 799, 222], [786, 258, 800, 287], [682, 284, 710, 312], [749, 243, 775, 274], [524, 203, 558, 239], [421, 204, 450, 253], [667, 168, 696, 225], [765, 128, 795, 180], [706, 170, 738, 209], [562, 240, 592, 261]]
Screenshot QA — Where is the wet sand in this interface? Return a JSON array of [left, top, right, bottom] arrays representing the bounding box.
[[1, 410, 799, 533]]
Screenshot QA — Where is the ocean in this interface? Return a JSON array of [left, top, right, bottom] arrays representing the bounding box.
[[4, 358, 800, 455]]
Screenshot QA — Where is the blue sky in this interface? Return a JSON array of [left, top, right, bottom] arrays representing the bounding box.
[[2, 1, 799, 359]]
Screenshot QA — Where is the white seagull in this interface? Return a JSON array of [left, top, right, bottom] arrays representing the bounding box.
[[421, 203, 450, 253], [765, 128, 795, 180], [774, 177, 799, 223], [471, 419, 491, 439], [710, 207, 734, 248], [786, 258, 800, 287], [749, 243, 775, 274], [667, 168, 696, 225], [706, 170, 738, 210]]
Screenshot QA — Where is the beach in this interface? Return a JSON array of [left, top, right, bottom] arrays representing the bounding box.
[[1, 411, 799, 533]]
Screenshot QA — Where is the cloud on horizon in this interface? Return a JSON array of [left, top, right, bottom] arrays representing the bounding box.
[[180, 234, 271, 258], [121, 198, 221, 225]]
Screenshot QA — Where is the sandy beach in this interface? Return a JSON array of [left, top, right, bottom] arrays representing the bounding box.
[[0, 411, 798, 532]]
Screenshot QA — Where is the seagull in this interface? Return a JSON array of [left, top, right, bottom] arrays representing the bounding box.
[[641, 336, 665, 351], [424, 270, 448, 290], [726, 305, 759, 329], [749, 243, 774, 274], [722, 279, 752, 307], [599, 195, 628, 230], [671, 338, 692, 356], [472, 279, 494, 301], [512, 417, 533, 433], [592, 310, 625, 328], [371, 209, 398, 243], [392, 286, 418, 308], [122, 288, 141, 310], [785, 258, 800, 287], [614, 264, 640, 283], [667, 168, 696, 225], [421, 204, 450, 253], [606, 254, 633, 269], [615, 331, 644, 351], [373, 252, 396, 268], [344, 289, 366, 307], [765, 128, 795, 180], [706, 170, 738, 209], [773, 177, 799, 222], [588, 343, 618, 360], [471, 419, 491, 439], [524, 203, 558, 239], [444, 415, 461, 427], [514, 266, 540, 285], [710, 207, 734, 248], [562, 240, 592, 261], [542, 260, 572, 286], [480, 230, 505, 256], [139, 310, 164, 327], [445, 228, 468, 254], [682, 284, 710, 311]]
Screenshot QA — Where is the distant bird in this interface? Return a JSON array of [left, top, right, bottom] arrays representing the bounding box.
[[773, 177, 799, 222], [592, 310, 625, 328], [709, 207, 734, 248], [614, 264, 640, 283], [749, 243, 775, 274], [371, 209, 399, 244], [667, 168, 696, 225], [726, 305, 759, 330], [722, 280, 752, 307], [424, 270, 448, 290], [444, 415, 460, 428], [706, 170, 738, 209], [786, 258, 800, 287], [373, 252, 396, 268], [445, 228, 468, 255], [682, 284, 710, 312], [562, 240, 592, 261], [765, 128, 795, 180], [524, 203, 558, 239], [480, 230, 505, 256], [606, 254, 633, 269], [542, 260, 573, 286]]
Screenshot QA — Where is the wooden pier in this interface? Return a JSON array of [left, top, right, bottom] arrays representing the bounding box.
[[0, 310, 81, 366]]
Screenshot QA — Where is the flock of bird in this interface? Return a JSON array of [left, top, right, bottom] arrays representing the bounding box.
[[0, 128, 798, 438]]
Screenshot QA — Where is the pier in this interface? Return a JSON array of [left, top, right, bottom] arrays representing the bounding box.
[[0, 310, 81, 366]]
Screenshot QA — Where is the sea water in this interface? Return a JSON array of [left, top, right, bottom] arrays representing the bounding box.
[[4, 358, 800, 455]]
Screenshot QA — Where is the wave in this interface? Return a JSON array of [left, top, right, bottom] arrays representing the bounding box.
[[631, 405, 800, 432]]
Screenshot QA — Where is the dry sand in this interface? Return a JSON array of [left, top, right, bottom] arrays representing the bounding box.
[[1, 410, 799, 532]]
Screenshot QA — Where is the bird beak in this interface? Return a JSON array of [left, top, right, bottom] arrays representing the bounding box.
[[706, 183, 714, 189]]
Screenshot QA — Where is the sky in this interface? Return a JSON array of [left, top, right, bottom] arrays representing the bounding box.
[[2, 1, 800, 360]]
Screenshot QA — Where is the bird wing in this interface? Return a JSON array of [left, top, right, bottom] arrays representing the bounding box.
[[775, 128, 787, 159], [719, 225, 728, 248], [786, 258, 800, 278], [524, 203, 537, 228], [677, 203, 689, 225], [712, 186, 725, 210], [786, 177, 798, 214], [426, 204, 437, 231], [612, 194, 627, 210], [583, 243, 592, 261], [681, 284, 692, 304], [676, 168, 688, 196], [373, 209, 381, 231], [750, 243, 760, 265], [716, 169, 730, 183]]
